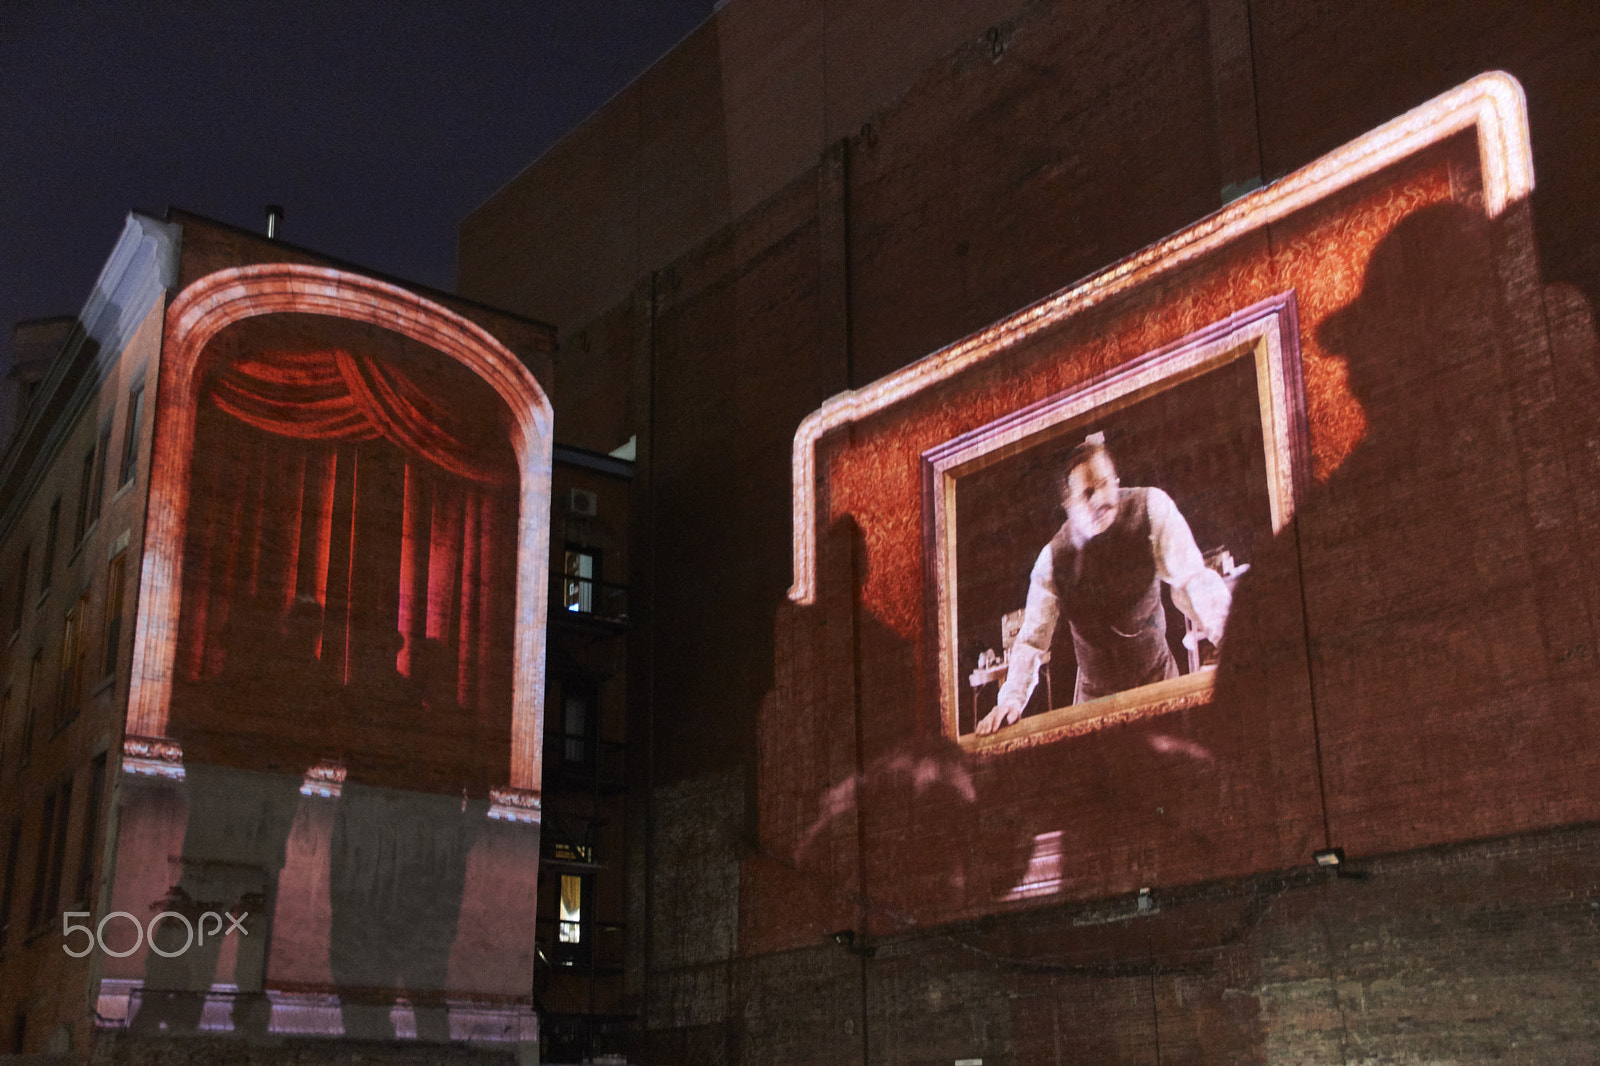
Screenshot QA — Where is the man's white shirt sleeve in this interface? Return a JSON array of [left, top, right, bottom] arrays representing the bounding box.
[[995, 546, 1058, 711], [1147, 488, 1230, 641]]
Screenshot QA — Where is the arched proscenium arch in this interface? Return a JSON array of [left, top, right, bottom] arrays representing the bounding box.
[[126, 264, 552, 813]]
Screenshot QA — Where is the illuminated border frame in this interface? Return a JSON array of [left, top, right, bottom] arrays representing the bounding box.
[[925, 294, 1305, 754], [788, 71, 1533, 605], [123, 264, 551, 820]]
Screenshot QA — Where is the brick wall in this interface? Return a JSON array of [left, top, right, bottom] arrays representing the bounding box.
[[457, 1, 1600, 1061]]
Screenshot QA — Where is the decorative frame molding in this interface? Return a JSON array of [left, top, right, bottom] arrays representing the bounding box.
[[924, 294, 1306, 754], [788, 71, 1533, 604], [124, 264, 553, 809]]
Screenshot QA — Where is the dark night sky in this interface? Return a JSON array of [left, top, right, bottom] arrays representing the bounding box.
[[0, 0, 714, 368]]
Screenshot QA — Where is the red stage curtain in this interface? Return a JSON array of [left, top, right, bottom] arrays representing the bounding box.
[[177, 351, 518, 745], [209, 349, 516, 487]]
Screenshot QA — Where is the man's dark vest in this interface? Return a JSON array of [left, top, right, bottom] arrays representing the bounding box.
[[1047, 488, 1178, 699]]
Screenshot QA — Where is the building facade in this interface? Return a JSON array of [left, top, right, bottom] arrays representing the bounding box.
[[0, 211, 557, 1059], [460, 2, 1600, 1063], [5, 2, 1600, 1063], [540, 444, 634, 1063]]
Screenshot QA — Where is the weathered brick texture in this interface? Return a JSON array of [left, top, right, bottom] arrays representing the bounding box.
[[457, 1, 1600, 1061]]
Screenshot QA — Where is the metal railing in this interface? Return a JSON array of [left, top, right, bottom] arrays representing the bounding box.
[[545, 731, 627, 785], [535, 917, 626, 971], [554, 573, 629, 624]]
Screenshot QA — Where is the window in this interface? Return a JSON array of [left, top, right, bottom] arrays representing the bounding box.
[[40, 499, 60, 593], [27, 790, 57, 928], [119, 384, 144, 486], [562, 689, 592, 764], [563, 547, 598, 613], [74, 755, 106, 907], [20, 651, 41, 763], [73, 446, 95, 544], [27, 779, 71, 931], [558, 874, 585, 945], [102, 553, 126, 679], [0, 822, 19, 951], [44, 781, 72, 925], [90, 424, 111, 526], [548, 842, 593, 961], [55, 598, 87, 729], [9, 548, 27, 634]]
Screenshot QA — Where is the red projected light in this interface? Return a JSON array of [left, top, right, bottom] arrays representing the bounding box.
[[126, 264, 554, 805], [786, 72, 1532, 608]]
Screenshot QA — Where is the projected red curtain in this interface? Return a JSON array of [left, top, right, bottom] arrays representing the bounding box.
[[176, 350, 516, 719], [208, 349, 515, 487]]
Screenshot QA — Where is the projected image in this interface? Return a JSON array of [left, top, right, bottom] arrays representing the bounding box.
[[925, 298, 1306, 749], [970, 427, 1240, 731], [169, 335, 520, 793], [126, 325, 524, 1037]]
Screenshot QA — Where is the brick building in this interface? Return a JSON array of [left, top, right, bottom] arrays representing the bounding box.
[[0, 211, 558, 1059], [1, 215, 169, 1057], [3, 2, 1600, 1063], [456, 1, 1600, 1063]]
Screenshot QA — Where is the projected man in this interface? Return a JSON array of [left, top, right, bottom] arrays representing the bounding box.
[[975, 432, 1231, 734]]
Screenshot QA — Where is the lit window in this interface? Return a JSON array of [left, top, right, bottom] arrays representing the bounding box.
[[558, 874, 583, 943], [563, 549, 595, 613]]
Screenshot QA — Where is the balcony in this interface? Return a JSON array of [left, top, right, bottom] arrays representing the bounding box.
[[552, 572, 629, 628], [545, 732, 627, 791], [536, 917, 626, 975], [538, 1010, 634, 1066]]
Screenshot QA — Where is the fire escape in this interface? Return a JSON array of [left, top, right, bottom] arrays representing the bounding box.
[[537, 448, 632, 1064]]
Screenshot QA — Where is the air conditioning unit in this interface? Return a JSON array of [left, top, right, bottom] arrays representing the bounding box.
[[567, 488, 598, 517]]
